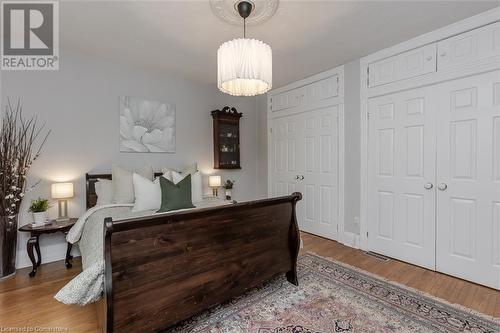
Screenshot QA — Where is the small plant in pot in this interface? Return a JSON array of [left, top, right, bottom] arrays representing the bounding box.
[[29, 198, 51, 225], [222, 180, 235, 200]]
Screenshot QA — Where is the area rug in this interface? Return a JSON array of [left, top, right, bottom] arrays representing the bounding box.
[[166, 253, 499, 333]]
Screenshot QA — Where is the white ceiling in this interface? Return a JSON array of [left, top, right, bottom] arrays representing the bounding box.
[[60, 1, 499, 89]]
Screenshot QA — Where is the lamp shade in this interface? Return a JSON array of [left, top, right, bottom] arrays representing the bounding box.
[[51, 182, 74, 199], [217, 38, 272, 96], [208, 175, 222, 188]]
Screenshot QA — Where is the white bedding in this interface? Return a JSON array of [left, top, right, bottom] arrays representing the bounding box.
[[55, 198, 232, 305]]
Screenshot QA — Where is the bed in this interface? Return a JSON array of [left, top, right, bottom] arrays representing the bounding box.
[[56, 173, 302, 332]]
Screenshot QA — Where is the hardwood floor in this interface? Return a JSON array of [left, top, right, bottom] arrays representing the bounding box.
[[0, 258, 98, 332], [0, 233, 498, 332], [300, 233, 499, 318]]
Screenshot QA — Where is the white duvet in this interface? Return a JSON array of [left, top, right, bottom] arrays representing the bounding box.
[[55, 198, 232, 305]]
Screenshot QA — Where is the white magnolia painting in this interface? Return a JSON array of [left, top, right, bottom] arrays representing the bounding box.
[[119, 96, 176, 153]]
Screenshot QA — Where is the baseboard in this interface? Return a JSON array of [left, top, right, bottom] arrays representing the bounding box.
[[341, 231, 360, 249]]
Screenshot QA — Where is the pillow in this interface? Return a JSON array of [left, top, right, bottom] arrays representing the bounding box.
[[171, 171, 203, 203], [132, 173, 161, 212], [112, 165, 153, 203], [161, 162, 197, 179], [158, 174, 195, 212], [95, 179, 113, 206]]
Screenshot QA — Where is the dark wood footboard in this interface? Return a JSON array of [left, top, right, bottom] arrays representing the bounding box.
[[101, 193, 302, 333]]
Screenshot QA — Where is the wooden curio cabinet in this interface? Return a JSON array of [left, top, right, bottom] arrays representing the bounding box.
[[211, 107, 242, 169]]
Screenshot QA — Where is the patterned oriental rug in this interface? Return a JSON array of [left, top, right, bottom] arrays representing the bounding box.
[[166, 253, 499, 333]]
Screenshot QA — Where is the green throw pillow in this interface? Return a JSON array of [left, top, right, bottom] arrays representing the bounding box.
[[158, 174, 195, 212]]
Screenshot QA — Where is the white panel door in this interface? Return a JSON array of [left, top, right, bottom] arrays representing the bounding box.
[[270, 115, 304, 197], [435, 70, 500, 289], [368, 44, 437, 87], [437, 21, 500, 70], [270, 114, 305, 227], [301, 106, 339, 240], [367, 87, 437, 269], [270, 106, 340, 240]]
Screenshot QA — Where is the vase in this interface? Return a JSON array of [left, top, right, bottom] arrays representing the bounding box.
[[225, 189, 232, 200], [0, 215, 18, 279], [33, 212, 47, 225]]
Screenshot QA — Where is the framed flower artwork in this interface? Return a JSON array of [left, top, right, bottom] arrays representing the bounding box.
[[119, 96, 176, 153]]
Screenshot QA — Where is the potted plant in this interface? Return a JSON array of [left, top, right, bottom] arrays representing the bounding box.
[[222, 179, 235, 200], [29, 198, 50, 225], [0, 100, 50, 278]]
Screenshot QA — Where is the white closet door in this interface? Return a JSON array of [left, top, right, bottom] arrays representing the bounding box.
[[301, 106, 339, 240], [367, 87, 437, 269], [270, 115, 305, 226], [435, 70, 500, 289], [270, 106, 340, 240], [270, 115, 304, 197]]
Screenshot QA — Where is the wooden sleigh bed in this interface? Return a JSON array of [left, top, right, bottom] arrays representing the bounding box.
[[86, 175, 302, 332]]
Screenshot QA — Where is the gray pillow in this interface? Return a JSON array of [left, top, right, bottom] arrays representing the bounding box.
[[112, 165, 153, 203]]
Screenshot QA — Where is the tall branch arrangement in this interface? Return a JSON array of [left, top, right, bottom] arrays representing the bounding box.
[[0, 100, 50, 221]]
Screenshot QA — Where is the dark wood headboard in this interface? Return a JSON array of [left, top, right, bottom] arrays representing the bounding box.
[[86, 173, 163, 209]]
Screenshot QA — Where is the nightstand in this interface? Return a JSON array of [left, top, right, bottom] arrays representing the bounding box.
[[18, 218, 77, 277]]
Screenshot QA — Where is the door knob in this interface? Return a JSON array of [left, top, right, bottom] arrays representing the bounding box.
[[440, 51, 447, 57], [300, 175, 304, 180], [295, 175, 300, 180], [438, 183, 448, 191], [424, 183, 434, 190]]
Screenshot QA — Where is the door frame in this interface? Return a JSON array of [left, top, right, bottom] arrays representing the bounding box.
[[267, 66, 345, 242], [359, 8, 500, 250]]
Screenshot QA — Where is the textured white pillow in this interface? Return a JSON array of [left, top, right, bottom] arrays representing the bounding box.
[[171, 170, 203, 203], [132, 173, 161, 212], [112, 165, 153, 203], [95, 179, 113, 206]]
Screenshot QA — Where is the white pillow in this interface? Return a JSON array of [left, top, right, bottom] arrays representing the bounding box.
[[112, 165, 153, 203], [132, 173, 161, 212], [171, 170, 203, 203], [161, 162, 198, 178], [95, 179, 113, 206]]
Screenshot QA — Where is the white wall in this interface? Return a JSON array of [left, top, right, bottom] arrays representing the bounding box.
[[255, 95, 268, 198], [1, 49, 261, 269], [343, 60, 361, 235]]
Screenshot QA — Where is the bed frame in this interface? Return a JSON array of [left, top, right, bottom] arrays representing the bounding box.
[[86, 173, 302, 332]]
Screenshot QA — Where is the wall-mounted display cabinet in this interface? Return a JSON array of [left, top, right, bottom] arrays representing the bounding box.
[[211, 107, 242, 169]]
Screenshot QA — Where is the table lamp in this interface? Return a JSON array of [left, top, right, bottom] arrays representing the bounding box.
[[51, 182, 74, 221], [208, 175, 221, 197]]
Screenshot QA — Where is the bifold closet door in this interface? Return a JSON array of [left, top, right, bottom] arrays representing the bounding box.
[[270, 114, 305, 229], [301, 106, 339, 240], [435, 70, 500, 290], [270, 106, 340, 240], [367, 87, 437, 269]]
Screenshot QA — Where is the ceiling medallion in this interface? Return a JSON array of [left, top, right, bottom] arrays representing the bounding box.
[[217, 0, 273, 96], [210, 0, 279, 26]]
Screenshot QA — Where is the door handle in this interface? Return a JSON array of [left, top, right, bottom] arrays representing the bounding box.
[[300, 175, 304, 180], [424, 183, 433, 190], [438, 183, 448, 191], [295, 175, 300, 180]]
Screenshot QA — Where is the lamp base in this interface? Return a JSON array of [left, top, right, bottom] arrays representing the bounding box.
[[57, 200, 69, 221], [212, 188, 219, 197]]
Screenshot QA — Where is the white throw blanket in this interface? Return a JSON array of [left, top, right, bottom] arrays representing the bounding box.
[[55, 199, 232, 306]]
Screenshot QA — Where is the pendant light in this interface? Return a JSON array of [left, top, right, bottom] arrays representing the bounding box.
[[217, 1, 272, 96]]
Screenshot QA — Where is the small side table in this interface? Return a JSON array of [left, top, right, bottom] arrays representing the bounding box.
[[18, 218, 77, 277]]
